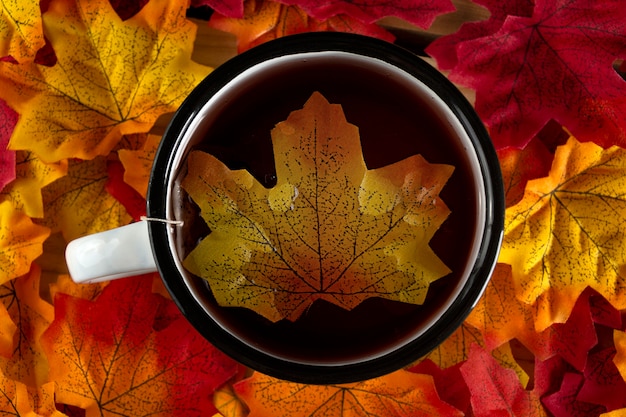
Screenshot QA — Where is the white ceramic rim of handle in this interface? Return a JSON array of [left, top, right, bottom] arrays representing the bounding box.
[[65, 221, 157, 283]]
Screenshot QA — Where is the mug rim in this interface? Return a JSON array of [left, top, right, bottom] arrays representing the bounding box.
[[147, 32, 504, 384]]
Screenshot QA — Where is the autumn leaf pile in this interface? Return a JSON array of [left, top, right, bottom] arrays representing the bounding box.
[[2, 0, 626, 415]]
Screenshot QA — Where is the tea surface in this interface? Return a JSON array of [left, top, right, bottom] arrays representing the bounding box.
[[174, 54, 480, 363]]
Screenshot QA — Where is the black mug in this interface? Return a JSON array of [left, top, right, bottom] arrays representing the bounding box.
[[66, 32, 504, 384]]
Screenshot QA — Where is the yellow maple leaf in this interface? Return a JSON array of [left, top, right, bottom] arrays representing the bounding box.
[[0, 0, 210, 163], [0, 0, 45, 62], [0, 151, 68, 218], [213, 384, 248, 417], [0, 200, 50, 285], [182, 92, 453, 322], [500, 136, 626, 327], [235, 370, 462, 417], [40, 157, 132, 242]]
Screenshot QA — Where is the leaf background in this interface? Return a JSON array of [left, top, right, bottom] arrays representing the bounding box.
[[2, 0, 626, 415]]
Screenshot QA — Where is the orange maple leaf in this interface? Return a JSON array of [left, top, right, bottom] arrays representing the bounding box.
[[208, 0, 282, 53], [0, 265, 54, 387], [208, 0, 393, 53], [615, 330, 626, 382], [0, 371, 62, 416], [182, 92, 453, 322], [235, 370, 462, 417], [0, 0, 45, 62], [421, 321, 484, 370], [0, 200, 50, 285], [0, 303, 15, 359], [465, 263, 551, 352], [0, 0, 210, 163], [499, 136, 626, 328]]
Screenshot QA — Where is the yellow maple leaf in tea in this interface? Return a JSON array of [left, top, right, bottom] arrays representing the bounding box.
[[182, 92, 453, 322]]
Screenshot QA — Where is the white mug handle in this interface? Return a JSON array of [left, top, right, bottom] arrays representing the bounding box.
[[65, 220, 158, 283]]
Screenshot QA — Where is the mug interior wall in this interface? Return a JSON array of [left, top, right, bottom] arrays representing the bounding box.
[[164, 51, 486, 366]]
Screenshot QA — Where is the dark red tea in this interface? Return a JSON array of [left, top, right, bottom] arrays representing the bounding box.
[[170, 52, 482, 365]]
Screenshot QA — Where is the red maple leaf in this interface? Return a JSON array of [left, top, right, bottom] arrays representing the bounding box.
[[546, 288, 599, 372], [108, 0, 149, 19], [460, 344, 546, 417], [577, 347, 626, 412], [105, 159, 147, 221], [542, 372, 606, 417], [0, 99, 17, 192], [587, 291, 622, 330], [533, 355, 573, 401], [427, 0, 626, 150], [409, 360, 471, 416], [33, 38, 57, 67], [276, 0, 455, 28], [42, 275, 240, 416], [536, 288, 623, 370], [425, 0, 534, 70]]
